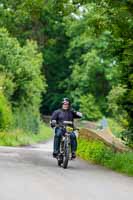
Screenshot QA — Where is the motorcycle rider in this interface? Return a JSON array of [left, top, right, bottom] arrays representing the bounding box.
[[50, 98, 82, 159]]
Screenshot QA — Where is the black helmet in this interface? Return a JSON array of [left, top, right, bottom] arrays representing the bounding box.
[[61, 98, 71, 105]]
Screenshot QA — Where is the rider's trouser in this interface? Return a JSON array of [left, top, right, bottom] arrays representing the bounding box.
[[53, 127, 77, 154]]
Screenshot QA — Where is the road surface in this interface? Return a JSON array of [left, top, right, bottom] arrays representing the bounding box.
[[0, 140, 133, 200]]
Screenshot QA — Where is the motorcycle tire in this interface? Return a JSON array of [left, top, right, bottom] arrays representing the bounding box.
[[63, 143, 69, 169]]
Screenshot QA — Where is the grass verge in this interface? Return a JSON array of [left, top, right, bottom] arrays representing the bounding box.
[[77, 138, 133, 176], [0, 123, 52, 147]]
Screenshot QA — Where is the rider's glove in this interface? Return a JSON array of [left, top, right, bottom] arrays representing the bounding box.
[[76, 112, 83, 117], [50, 120, 56, 128]]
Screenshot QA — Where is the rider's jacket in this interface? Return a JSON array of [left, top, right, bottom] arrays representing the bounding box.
[[51, 109, 82, 126]]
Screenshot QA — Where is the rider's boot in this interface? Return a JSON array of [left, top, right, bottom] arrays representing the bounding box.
[[71, 152, 76, 159], [53, 152, 58, 158]]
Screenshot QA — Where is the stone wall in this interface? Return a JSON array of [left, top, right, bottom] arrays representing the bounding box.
[[79, 127, 130, 152]]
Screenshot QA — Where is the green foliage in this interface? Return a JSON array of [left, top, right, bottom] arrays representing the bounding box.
[[0, 91, 13, 130], [13, 107, 41, 134], [63, 0, 133, 142], [0, 0, 133, 145], [77, 138, 114, 164], [64, 1, 121, 113], [107, 85, 127, 116], [107, 85, 129, 128], [0, 28, 46, 132], [104, 152, 133, 176], [0, 28, 45, 108], [122, 128, 133, 148], [80, 94, 102, 121], [0, 123, 52, 146], [0, 0, 75, 113], [107, 118, 125, 138], [122, 68, 133, 142], [77, 138, 133, 176]]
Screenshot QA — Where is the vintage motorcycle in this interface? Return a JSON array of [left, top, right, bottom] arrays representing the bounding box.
[[52, 120, 78, 169]]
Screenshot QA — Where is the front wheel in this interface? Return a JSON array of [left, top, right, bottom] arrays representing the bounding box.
[[63, 142, 70, 169]]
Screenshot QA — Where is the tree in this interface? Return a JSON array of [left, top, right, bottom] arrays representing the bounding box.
[[0, 28, 46, 132], [64, 0, 133, 141], [0, 0, 77, 113], [64, 1, 121, 113], [80, 94, 102, 121]]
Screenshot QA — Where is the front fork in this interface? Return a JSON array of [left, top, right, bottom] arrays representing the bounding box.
[[62, 133, 71, 157]]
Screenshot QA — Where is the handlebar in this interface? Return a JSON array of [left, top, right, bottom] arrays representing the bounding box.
[[51, 120, 73, 126], [50, 120, 80, 132], [63, 121, 73, 125]]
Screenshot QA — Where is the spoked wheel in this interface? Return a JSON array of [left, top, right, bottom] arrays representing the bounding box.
[[63, 144, 70, 169]]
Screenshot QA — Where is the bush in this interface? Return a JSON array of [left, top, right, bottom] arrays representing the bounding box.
[[0, 123, 52, 146], [0, 28, 45, 109], [0, 91, 13, 130], [107, 85, 128, 127], [121, 128, 133, 148], [0, 28, 47, 134], [107, 118, 125, 138], [77, 138, 133, 176], [77, 138, 114, 163], [104, 152, 133, 176], [13, 107, 41, 134]]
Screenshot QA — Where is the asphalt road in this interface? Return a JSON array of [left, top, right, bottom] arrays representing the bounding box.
[[0, 140, 133, 200]]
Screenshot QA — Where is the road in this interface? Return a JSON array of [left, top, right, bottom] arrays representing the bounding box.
[[0, 140, 133, 200]]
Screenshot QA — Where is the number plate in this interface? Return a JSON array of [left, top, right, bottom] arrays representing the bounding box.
[[66, 126, 73, 132]]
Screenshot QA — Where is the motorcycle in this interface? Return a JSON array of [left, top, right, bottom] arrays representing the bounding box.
[[52, 120, 78, 169]]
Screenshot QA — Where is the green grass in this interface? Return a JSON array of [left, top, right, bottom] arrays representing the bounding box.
[[77, 138, 133, 176], [0, 123, 52, 147]]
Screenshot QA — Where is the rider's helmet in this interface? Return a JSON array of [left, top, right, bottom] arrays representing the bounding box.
[[61, 98, 71, 105]]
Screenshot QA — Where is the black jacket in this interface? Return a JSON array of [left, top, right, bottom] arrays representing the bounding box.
[[51, 109, 82, 126]]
